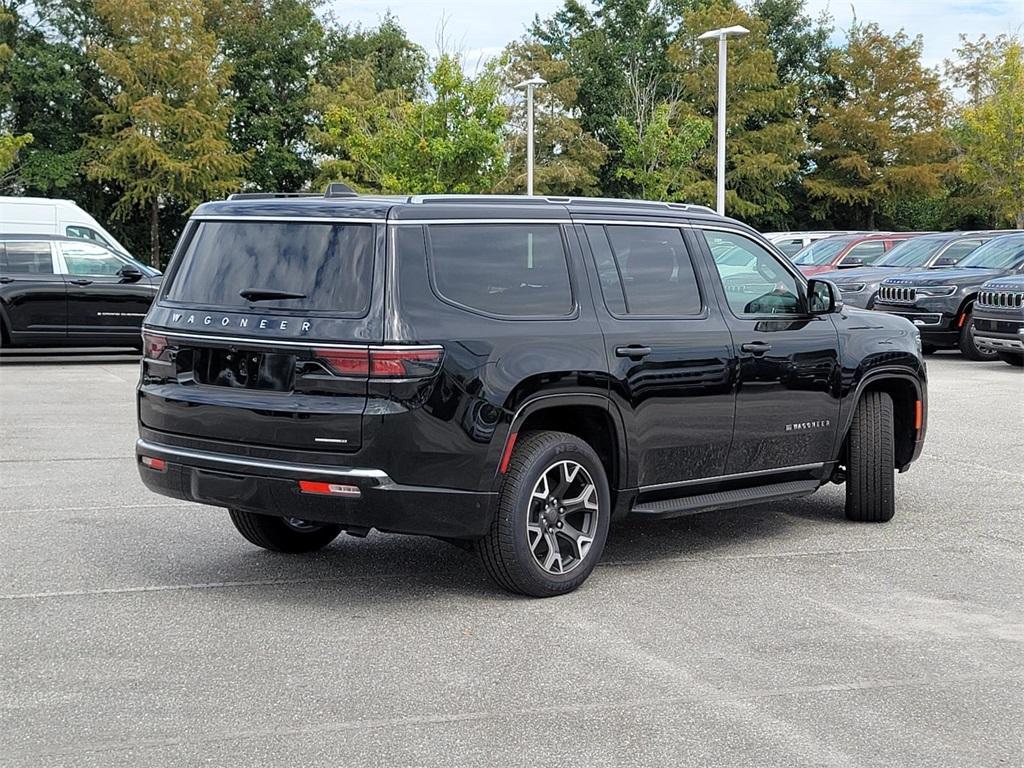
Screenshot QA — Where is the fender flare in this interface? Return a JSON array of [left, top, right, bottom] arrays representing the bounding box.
[[489, 392, 629, 492], [833, 366, 925, 460]]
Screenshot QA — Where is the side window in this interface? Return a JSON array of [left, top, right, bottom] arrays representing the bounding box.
[[583, 226, 627, 315], [776, 238, 805, 257], [2, 241, 54, 275], [703, 230, 802, 316], [841, 241, 886, 265], [938, 239, 983, 265], [426, 224, 573, 317], [61, 242, 126, 276], [66, 225, 111, 247], [595, 225, 701, 316]]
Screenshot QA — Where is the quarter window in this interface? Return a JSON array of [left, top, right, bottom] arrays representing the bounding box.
[[589, 225, 702, 316], [61, 242, 126, 276], [703, 230, 802, 316], [1, 242, 54, 274], [427, 224, 573, 317]]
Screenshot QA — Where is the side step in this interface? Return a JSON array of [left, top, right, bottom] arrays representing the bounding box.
[[630, 480, 820, 519]]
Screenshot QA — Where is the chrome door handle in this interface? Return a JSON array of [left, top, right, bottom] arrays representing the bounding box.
[[615, 345, 653, 359], [69, 279, 93, 286]]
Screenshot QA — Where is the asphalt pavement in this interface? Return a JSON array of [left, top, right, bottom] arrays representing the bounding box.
[[1, 349, 1022, 767]]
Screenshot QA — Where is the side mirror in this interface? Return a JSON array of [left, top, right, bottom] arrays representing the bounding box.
[[807, 278, 843, 315], [119, 265, 144, 281], [840, 256, 865, 267], [931, 256, 957, 267]]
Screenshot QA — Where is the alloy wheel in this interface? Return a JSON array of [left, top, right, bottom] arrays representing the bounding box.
[[526, 460, 600, 575]]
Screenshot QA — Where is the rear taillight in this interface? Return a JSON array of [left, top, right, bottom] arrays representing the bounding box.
[[142, 332, 169, 361], [314, 345, 443, 378]]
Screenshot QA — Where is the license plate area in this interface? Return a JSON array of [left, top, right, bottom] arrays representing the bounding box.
[[188, 347, 296, 392]]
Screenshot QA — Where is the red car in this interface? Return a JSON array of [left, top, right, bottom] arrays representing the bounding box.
[[791, 233, 925, 277]]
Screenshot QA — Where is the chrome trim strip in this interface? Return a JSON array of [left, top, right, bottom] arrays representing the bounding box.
[[144, 327, 446, 353], [136, 439, 391, 480], [976, 336, 1024, 351], [190, 216, 383, 224], [388, 218, 573, 225], [639, 462, 826, 492]]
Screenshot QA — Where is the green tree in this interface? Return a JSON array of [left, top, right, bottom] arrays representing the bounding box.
[[956, 40, 1024, 228], [670, 2, 803, 225], [805, 22, 952, 229], [320, 54, 506, 194], [494, 40, 607, 196], [0, 3, 33, 178], [614, 102, 711, 200], [208, 0, 327, 192], [325, 13, 427, 95], [87, 0, 245, 265]]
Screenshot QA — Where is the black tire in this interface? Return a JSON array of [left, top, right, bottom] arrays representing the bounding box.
[[478, 431, 611, 597], [845, 391, 896, 522], [958, 312, 998, 361], [228, 509, 343, 553], [997, 352, 1024, 367]]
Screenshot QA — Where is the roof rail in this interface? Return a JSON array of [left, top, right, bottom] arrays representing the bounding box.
[[228, 182, 360, 201], [408, 193, 716, 214]]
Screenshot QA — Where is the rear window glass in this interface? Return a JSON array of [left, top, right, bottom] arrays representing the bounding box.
[[1, 242, 53, 274], [165, 221, 374, 314], [427, 224, 572, 317]]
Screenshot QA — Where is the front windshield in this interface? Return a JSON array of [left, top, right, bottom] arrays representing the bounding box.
[[877, 237, 946, 268], [957, 236, 1024, 269], [791, 238, 850, 266]]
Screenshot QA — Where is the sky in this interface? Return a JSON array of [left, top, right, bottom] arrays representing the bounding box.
[[334, 0, 1024, 72]]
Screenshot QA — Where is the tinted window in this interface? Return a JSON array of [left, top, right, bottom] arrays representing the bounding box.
[[66, 225, 111, 247], [427, 224, 572, 317], [166, 221, 374, 314], [703, 230, 802, 316], [936, 239, 983, 265], [62, 242, 125, 276], [792, 238, 851, 266], [2, 241, 53, 274], [776, 238, 805, 256], [583, 226, 627, 314], [878, 236, 946, 268], [601, 225, 701, 316]]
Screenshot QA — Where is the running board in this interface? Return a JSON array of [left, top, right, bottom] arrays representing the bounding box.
[[630, 480, 820, 519]]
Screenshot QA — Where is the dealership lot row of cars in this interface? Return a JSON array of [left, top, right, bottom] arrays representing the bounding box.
[[1, 197, 1021, 367]]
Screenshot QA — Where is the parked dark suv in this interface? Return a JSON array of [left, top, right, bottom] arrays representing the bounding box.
[[0, 234, 160, 348], [972, 275, 1024, 366], [874, 232, 1024, 360], [136, 192, 928, 596]]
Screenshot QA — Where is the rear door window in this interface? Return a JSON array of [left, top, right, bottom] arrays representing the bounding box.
[[426, 224, 573, 317], [587, 225, 702, 316], [165, 221, 375, 315], [1, 241, 54, 274]]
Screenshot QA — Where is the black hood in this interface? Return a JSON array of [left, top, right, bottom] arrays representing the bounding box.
[[882, 268, 1005, 288]]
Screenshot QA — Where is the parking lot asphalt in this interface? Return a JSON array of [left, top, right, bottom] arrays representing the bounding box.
[[1, 350, 1022, 767]]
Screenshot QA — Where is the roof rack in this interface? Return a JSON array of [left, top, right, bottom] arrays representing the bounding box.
[[228, 182, 359, 201], [408, 194, 716, 215]]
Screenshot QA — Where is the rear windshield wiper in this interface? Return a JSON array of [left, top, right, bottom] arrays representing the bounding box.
[[239, 288, 307, 302]]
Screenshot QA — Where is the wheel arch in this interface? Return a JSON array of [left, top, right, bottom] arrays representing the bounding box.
[[492, 394, 628, 501], [839, 370, 924, 471]]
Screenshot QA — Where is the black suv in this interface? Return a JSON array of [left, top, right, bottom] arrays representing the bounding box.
[[0, 234, 160, 348], [973, 276, 1024, 366], [136, 192, 927, 596], [874, 232, 1024, 360]]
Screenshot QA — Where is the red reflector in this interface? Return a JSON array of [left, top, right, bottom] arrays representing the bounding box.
[[142, 332, 168, 361], [914, 399, 923, 431], [298, 480, 361, 497], [141, 456, 166, 471], [958, 313, 967, 328], [499, 431, 518, 474]]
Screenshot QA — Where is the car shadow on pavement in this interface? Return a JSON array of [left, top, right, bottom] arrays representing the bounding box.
[[0, 347, 139, 365]]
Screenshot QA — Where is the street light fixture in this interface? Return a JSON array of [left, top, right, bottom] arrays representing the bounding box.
[[515, 73, 547, 196], [698, 25, 749, 216]]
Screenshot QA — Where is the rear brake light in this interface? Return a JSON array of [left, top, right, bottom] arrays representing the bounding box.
[[314, 346, 443, 378], [140, 456, 166, 471], [142, 332, 168, 361], [298, 480, 361, 497]]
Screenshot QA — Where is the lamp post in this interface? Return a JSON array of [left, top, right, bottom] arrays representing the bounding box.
[[515, 73, 547, 196], [697, 25, 749, 216]]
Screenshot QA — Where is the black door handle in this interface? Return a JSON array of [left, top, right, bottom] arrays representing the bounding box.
[[68, 279, 93, 286], [0, 276, 14, 284], [615, 345, 653, 359], [741, 341, 772, 355]]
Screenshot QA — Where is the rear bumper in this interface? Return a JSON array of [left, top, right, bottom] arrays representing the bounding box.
[[136, 438, 495, 539]]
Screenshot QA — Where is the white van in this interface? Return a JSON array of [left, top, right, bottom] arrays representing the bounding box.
[[0, 196, 131, 256]]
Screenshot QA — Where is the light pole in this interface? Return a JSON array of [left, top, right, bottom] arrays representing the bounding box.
[[515, 73, 547, 196], [697, 25, 749, 216]]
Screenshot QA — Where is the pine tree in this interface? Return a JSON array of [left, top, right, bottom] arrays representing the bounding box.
[[86, 0, 245, 265]]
